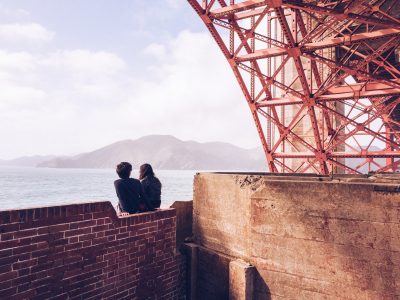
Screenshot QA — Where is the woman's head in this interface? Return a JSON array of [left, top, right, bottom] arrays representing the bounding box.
[[116, 162, 132, 179], [139, 163, 154, 180]]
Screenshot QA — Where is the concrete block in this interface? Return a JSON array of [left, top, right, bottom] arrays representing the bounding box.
[[182, 243, 199, 300], [229, 259, 255, 300]]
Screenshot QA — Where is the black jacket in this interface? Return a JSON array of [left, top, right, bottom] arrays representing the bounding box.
[[114, 178, 147, 213], [141, 176, 162, 208]]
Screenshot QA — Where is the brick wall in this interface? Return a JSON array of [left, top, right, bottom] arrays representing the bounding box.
[[0, 201, 186, 299]]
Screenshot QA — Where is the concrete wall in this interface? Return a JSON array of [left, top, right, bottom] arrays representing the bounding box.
[[171, 201, 193, 249], [0, 202, 186, 299], [193, 173, 400, 299], [193, 173, 261, 258]]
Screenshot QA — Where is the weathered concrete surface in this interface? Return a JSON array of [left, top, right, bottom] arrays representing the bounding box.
[[193, 173, 277, 258], [193, 173, 400, 299], [193, 173, 333, 258], [229, 259, 255, 300], [171, 200, 193, 249]]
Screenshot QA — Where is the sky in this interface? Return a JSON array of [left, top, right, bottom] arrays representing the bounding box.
[[0, 0, 261, 159]]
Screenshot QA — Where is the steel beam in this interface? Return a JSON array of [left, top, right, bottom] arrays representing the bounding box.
[[188, 0, 400, 174], [237, 28, 400, 62]]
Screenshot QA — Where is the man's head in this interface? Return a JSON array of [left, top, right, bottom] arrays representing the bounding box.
[[116, 162, 132, 179]]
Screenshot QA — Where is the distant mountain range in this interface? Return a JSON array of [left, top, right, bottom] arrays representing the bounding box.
[[0, 135, 384, 172], [0, 135, 267, 171]]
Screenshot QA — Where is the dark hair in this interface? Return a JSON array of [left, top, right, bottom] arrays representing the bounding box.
[[139, 163, 154, 180], [116, 162, 132, 179]]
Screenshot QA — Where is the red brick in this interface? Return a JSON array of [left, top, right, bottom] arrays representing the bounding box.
[[0, 255, 20, 267], [0, 286, 17, 297], [0, 223, 19, 234], [13, 289, 36, 299], [78, 233, 96, 242], [92, 224, 108, 233], [0, 248, 12, 258], [92, 212, 111, 219], [105, 229, 118, 236], [12, 244, 38, 255], [96, 218, 106, 225], [82, 240, 92, 247], [38, 223, 69, 234], [1, 232, 14, 241], [0, 270, 18, 282], [0, 205, 184, 299], [0, 264, 12, 274], [65, 227, 91, 238], [14, 228, 38, 238], [65, 242, 83, 251], [31, 248, 50, 258], [77, 220, 96, 229], [13, 258, 37, 270], [68, 236, 78, 243]]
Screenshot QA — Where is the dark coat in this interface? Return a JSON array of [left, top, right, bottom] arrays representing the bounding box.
[[141, 176, 162, 208], [114, 178, 147, 213]]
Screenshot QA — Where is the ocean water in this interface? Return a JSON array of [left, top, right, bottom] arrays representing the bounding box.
[[0, 167, 197, 211]]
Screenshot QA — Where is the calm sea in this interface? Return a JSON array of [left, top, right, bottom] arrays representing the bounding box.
[[0, 167, 197, 211]]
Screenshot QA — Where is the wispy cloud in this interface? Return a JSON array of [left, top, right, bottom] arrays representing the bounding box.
[[0, 23, 54, 43]]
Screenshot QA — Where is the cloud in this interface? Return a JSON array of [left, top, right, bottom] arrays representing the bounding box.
[[165, 0, 183, 9], [41, 50, 127, 80], [0, 4, 30, 19], [143, 43, 167, 60], [0, 30, 260, 159], [0, 23, 54, 43], [121, 30, 259, 148]]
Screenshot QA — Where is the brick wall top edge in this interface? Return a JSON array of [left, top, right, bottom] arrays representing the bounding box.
[[0, 200, 113, 214], [0, 200, 176, 225], [119, 208, 176, 220]]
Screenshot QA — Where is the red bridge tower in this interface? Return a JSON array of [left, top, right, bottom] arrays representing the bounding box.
[[188, 0, 400, 174]]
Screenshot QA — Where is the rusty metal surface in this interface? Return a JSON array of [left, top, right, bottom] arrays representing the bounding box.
[[188, 0, 400, 174]]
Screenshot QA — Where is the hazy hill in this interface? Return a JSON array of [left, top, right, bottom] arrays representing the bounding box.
[[0, 155, 56, 167], [38, 135, 267, 170]]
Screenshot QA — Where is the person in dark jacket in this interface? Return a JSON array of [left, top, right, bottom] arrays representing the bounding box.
[[139, 163, 162, 208], [114, 162, 150, 215]]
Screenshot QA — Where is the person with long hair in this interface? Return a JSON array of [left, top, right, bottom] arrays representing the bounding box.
[[139, 163, 162, 209]]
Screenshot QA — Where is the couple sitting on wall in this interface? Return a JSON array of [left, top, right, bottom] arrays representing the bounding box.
[[114, 162, 162, 216]]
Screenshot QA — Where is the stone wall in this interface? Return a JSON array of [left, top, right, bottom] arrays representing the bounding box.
[[171, 201, 193, 249], [0, 201, 186, 299], [193, 173, 400, 299]]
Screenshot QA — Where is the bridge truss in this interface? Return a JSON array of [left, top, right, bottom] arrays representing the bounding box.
[[188, 0, 400, 174]]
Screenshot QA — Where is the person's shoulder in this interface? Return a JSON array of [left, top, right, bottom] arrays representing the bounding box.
[[114, 179, 122, 185], [129, 178, 141, 184], [154, 176, 162, 185]]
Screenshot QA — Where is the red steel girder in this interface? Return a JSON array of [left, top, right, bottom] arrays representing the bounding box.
[[188, 0, 400, 174], [210, 0, 400, 29], [237, 28, 400, 62]]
